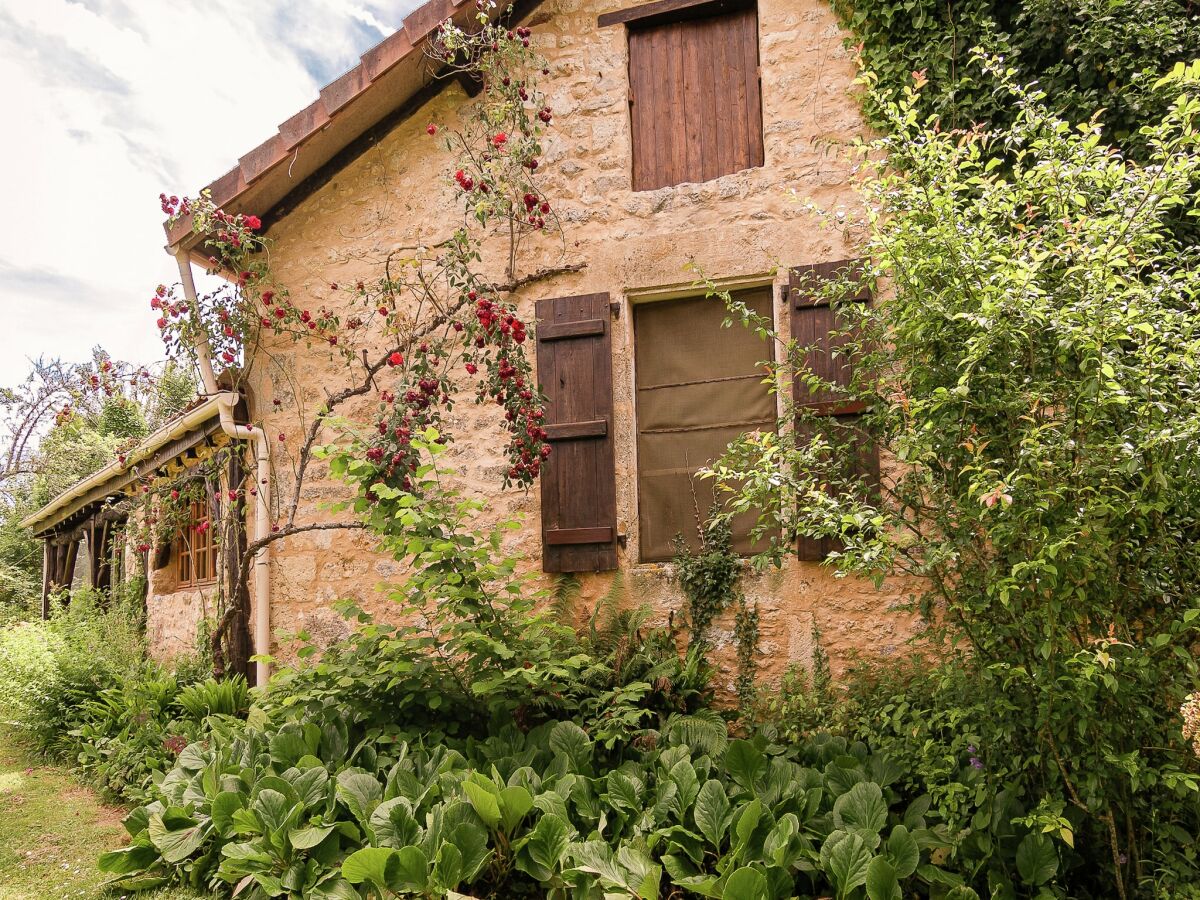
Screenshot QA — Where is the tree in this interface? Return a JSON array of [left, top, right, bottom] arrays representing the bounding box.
[[0, 352, 189, 614], [706, 59, 1200, 896]]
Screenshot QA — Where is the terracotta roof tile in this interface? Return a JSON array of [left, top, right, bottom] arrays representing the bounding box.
[[360, 29, 414, 82], [320, 65, 369, 116], [239, 133, 287, 183], [403, 0, 457, 43], [208, 166, 247, 208], [278, 98, 330, 151], [165, 0, 546, 250]]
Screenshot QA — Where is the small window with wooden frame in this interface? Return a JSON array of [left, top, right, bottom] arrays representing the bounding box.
[[600, 0, 765, 191], [632, 286, 776, 562], [176, 496, 218, 588]]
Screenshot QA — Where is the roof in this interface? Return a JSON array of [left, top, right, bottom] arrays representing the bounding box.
[[165, 0, 547, 257], [20, 394, 230, 535]]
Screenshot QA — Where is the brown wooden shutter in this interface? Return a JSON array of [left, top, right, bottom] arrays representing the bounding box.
[[626, 4, 763, 191], [536, 293, 618, 573], [789, 260, 878, 561]]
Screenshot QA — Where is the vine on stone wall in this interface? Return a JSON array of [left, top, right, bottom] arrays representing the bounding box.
[[143, 2, 577, 674], [832, 0, 1199, 156]]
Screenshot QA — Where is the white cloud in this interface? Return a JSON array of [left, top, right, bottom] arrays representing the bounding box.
[[0, 0, 419, 387]]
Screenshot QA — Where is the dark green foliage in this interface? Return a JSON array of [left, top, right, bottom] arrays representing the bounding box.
[[709, 64, 1200, 897], [101, 712, 960, 899], [673, 515, 742, 646], [832, 0, 1200, 156]]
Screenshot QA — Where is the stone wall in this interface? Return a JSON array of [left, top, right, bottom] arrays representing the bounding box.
[[188, 0, 922, 694]]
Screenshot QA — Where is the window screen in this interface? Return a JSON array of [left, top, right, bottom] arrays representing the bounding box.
[[627, 3, 764, 191], [634, 288, 775, 561]]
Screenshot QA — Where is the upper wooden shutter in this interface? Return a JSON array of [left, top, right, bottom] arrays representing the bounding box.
[[626, 4, 763, 191], [536, 293, 618, 573], [789, 260, 879, 561]]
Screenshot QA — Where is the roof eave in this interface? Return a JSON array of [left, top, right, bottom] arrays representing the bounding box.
[[20, 394, 231, 533]]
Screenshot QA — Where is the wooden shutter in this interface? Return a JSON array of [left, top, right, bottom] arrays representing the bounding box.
[[626, 4, 763, 191], [536, 293, 618, 573], [789, 260, 878, 561]]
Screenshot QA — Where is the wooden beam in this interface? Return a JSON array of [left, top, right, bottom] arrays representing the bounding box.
[[598, 0, 751, 28], [537, 319, 606, 341], [544, 419, 608, 440], [544, 526, 615, 545], [32, 419, 224, 536]]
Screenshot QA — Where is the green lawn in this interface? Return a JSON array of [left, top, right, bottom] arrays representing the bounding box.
[[0, 732, 203, 900]]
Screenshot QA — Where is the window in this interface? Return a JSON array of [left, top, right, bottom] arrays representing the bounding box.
[[621, 1, 764, 191], [633, 288, 775, 561], [176, 498, 218, 587]]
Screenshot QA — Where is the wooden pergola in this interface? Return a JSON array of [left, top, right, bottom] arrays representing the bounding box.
[[31, 416, 227, 615]]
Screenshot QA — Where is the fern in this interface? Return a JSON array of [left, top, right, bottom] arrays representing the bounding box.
[[549, 573, 582, 625], [176, 675, 249, 720], [663, 709, 729, 756], [585, 571, 627, 648]]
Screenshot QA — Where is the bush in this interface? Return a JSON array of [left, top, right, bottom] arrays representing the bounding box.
[[708, 59, 1200, 897], [0, 588, 146, 750]]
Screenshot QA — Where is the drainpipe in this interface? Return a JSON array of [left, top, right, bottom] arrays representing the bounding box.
[[174, 250, 273, 687]]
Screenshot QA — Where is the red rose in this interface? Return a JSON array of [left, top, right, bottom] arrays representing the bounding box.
[[426, 123, 438, 135], [244, 215, 261, 230], [388, 351, 404, 367]]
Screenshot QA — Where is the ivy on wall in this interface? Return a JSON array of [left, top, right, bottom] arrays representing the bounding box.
[[831, 0, 1200, 154]]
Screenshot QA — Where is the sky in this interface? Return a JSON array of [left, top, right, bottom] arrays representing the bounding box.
[[0, 0, 421, 388]]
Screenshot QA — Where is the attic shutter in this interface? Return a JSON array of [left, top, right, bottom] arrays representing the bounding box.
[[535, 293, 618, 573], [789, 260, 879, 561]]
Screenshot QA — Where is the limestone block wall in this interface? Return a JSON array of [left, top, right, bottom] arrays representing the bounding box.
[[145, 556, 217, 662], [208, 0, 923, 694]]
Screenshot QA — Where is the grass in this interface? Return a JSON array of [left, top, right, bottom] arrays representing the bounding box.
[[0, 730, 204, 900]]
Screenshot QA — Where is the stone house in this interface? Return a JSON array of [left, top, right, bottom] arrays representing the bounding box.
[[23, 0, 918, 690]]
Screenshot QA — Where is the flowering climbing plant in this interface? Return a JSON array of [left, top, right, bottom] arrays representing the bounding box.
[[143, 3, 570, 669]]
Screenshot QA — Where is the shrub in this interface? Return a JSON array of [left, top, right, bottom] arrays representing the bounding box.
[[707, 59, 1200, 897], [0, 588, 146, 750]]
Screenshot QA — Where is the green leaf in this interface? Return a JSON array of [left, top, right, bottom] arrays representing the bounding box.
[[211, 791, 245, 837], [528, 812, 569, 873], [371, 797, 420, 848], [723, 866, 769, 899], [866, 856, 901, 900], [462, 780, 502, 830], [451, 822, 491, 883], [1015, 833, 1058, 886], [725, 740, 766, 789], [549, 720, 592, 771], [820, 830, 872, 897], [98, 845, 160, 875], [694, 779, 731, 847], [886, 824, 919, 877], [147, 811, 208, 864], [833, 782, 887, 835], [269, 730, 309, 768], [498, 784, 534, 833], [289, 824, 337, 850], [342, 847, 397, 888], [336, 770, 383, 827], [390, 845, 429, 891]]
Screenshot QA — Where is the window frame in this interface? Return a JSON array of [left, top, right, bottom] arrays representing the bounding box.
[[176, 494, 218, 588], [616, 0, 764, 192], [627, 279, 779, 563]]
